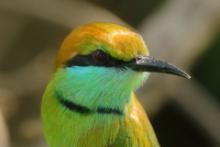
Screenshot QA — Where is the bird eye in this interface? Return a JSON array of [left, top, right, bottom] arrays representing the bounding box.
[[92, 50, 109, 63]]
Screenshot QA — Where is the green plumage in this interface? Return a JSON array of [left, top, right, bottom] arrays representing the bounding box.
[[42, 67, 159, 147], [41, 22, 162, 147]]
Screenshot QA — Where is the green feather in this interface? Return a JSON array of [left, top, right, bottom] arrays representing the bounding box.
[[42, 66, 148, 147]]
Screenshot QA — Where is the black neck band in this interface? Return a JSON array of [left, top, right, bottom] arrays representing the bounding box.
[[55, 90, 123, 116]]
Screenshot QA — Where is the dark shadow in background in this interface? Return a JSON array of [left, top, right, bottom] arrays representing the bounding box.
[[152, 101, 214, 147]]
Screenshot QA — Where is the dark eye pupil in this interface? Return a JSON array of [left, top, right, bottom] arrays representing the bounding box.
[[93, 50, 107, 62]]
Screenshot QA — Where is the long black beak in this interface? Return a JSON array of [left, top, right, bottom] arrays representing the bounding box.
[[126, 56, 191, 79]]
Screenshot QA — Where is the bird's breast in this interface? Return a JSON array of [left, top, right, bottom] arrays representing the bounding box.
[[42, 92, 159, 147]]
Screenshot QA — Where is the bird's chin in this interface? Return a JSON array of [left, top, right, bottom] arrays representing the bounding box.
[[127, 71, 149, 90], [113, 68, 149, 92]]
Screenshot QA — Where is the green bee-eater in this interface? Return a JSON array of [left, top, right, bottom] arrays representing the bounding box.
[[41, 22, 190, 147]]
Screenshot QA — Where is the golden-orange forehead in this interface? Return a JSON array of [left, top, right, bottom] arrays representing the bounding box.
[[55, 22, 149, 68]]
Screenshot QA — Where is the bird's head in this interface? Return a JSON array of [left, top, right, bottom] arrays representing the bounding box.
[[52, 22, 190, 99]]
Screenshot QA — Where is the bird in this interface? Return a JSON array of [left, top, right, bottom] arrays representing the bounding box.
[[41, 22, 190, 147]]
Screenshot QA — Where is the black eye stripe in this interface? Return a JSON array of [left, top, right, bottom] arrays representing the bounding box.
[[66, 50, 131, 67]]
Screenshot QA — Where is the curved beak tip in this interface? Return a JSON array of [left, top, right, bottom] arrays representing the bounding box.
[[184, 73, 191, 79], [178, 71, 191, 79]]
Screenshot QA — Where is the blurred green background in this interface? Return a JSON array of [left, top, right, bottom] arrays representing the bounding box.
[[0, 0, 220, 147]]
